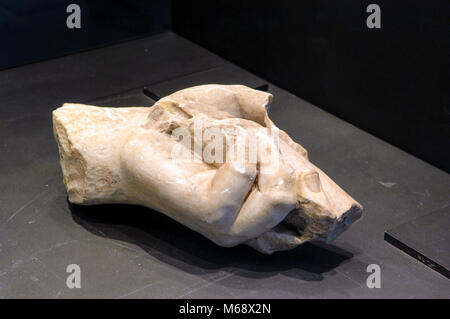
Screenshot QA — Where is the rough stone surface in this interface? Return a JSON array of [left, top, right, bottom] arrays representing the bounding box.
[[53, 85, 363, 254]]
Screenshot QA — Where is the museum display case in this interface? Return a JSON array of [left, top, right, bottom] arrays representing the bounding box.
[[0, 0, 448, 300]]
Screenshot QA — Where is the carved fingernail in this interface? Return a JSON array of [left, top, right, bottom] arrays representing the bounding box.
[[304, 171, 321, 193]]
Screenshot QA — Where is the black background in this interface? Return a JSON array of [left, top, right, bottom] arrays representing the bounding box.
[[1, 0, 449, 172], [173, 0, 450, 173], [0, 0, 170, 70]]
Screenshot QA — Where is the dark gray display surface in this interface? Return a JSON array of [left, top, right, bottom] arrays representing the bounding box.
[[0, 32, 449, 298], [385, 207, 450, 279]]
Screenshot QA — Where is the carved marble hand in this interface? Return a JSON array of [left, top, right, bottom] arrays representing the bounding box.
[[53, 85, 362, 254]]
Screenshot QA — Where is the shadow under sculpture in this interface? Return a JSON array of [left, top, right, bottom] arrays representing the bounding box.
[[53, 84, 363, 254]]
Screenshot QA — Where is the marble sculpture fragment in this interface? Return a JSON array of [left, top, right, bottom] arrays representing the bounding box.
[[53, 85, 363, 254]]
